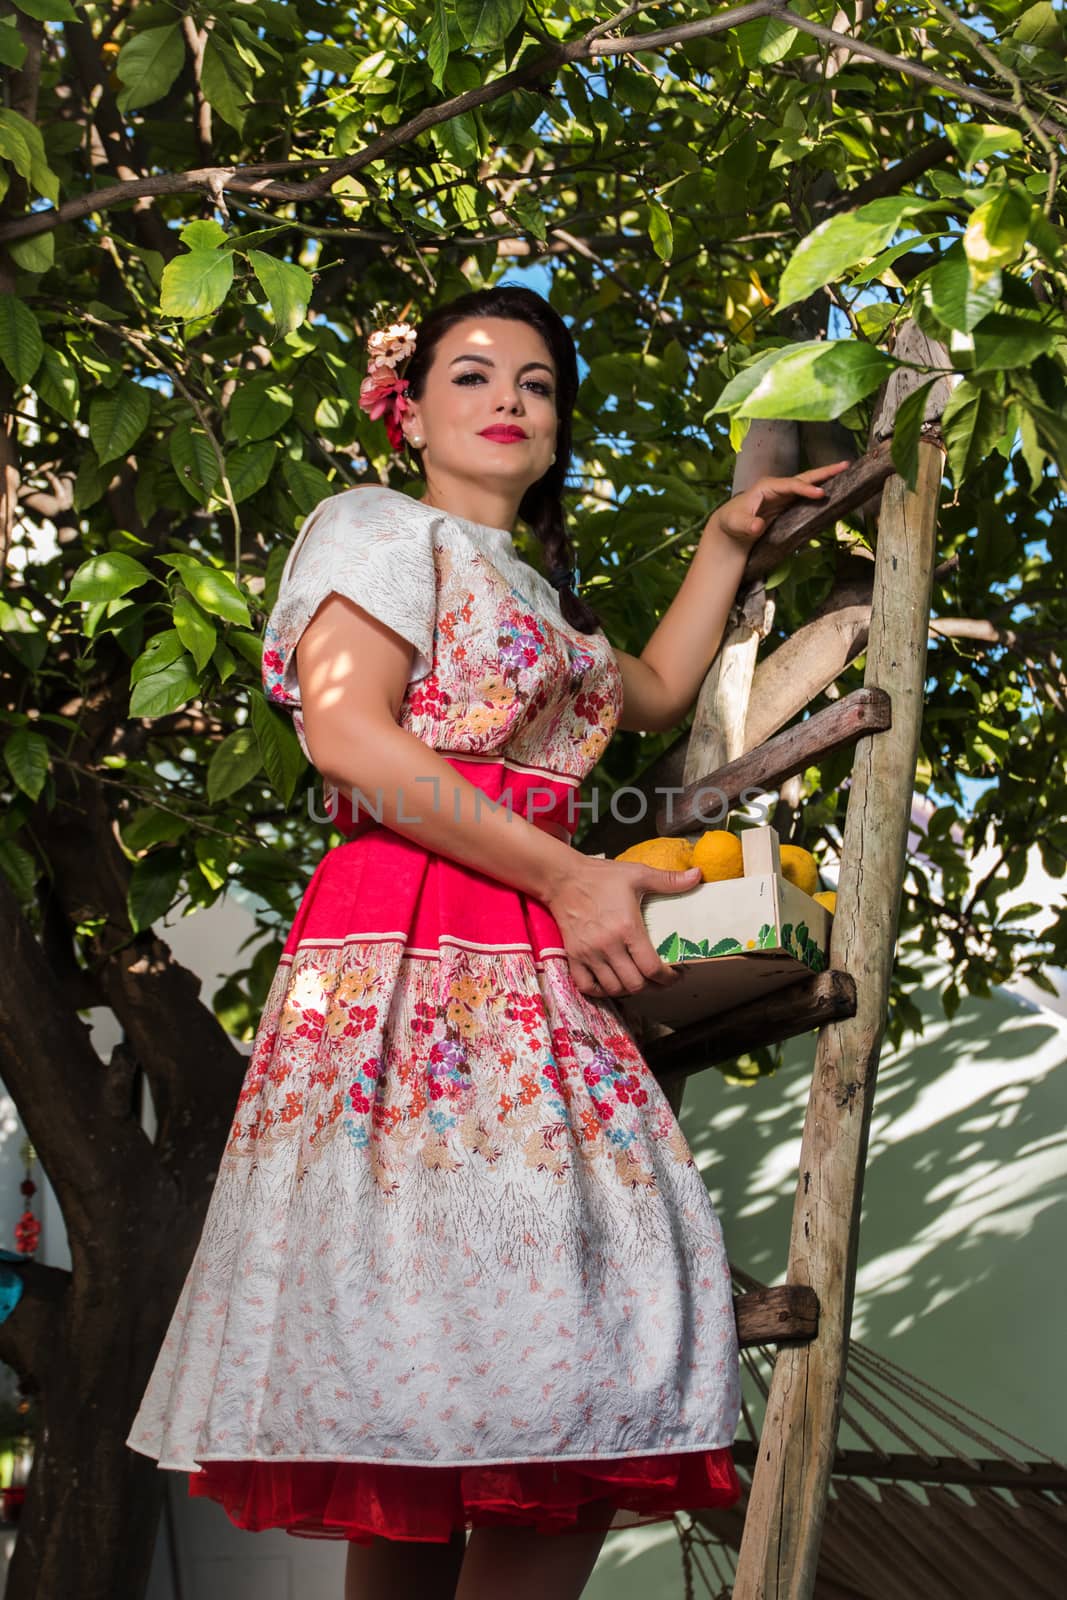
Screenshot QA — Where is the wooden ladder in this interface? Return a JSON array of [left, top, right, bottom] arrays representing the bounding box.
[[581, 324, 949, 1597]]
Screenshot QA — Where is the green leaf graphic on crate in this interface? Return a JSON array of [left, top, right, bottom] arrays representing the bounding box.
[[757, 922, 778, 949], [656, 931, 744, 961]]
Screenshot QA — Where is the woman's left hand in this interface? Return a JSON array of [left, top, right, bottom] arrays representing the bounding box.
[[711, 460, 852, 548]]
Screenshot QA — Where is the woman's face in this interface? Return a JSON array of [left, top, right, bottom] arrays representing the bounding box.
[[402, 317, 558, 497]]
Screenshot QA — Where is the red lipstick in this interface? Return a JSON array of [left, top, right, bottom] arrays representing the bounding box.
[[479, 426, 528, 443]]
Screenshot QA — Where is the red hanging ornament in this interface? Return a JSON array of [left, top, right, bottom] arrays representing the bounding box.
[[13, 1141, 39, 1258], [14, 1212, 40, 1255]]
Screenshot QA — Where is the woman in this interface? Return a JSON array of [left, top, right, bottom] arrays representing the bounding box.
[[127, 285, 846, 1599]]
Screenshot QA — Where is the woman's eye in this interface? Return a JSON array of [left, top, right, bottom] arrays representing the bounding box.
[[454, 372, 485, 385], [525, 381, 553, 397]]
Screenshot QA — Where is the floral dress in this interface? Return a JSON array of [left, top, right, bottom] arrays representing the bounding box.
[[126, 485, 741, 1542]]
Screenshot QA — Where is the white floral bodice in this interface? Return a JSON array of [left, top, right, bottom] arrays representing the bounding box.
[[261, 486, 623, 781]]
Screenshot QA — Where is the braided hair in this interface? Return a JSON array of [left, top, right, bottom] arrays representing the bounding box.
[[402, 285, 602, 636]]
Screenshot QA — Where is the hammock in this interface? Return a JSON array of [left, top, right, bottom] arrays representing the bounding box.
[[643, 1269, 1067, 1598]]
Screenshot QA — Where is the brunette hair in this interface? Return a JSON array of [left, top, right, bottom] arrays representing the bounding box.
[[403, 285, 602, 635]]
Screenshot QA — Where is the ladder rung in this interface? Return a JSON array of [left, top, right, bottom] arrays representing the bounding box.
[[657, 687, 892, 835], [646, 969, 857, 1083], [736, 1285, 819, 1347]]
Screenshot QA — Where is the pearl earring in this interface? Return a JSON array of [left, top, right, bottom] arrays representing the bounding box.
[[550, 452, 557, 464], [409, 434, 425, 448]]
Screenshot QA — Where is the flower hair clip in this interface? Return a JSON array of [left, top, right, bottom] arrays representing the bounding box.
[[358, 319, 418, 449]]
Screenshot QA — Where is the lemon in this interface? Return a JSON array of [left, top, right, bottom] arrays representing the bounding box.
[[813, 890, 837, 914], [691, 830, 743, 883], [779, 844, 819, 896], [614, 836, 694, 872]]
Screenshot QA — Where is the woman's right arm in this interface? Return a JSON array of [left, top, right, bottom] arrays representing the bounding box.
[[296, 594, 694, 999]]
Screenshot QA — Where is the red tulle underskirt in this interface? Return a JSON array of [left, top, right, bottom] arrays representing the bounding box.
[[189, 1448, 741, 1542]]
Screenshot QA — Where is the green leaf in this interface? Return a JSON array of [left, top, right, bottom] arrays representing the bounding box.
[[128, 653, 200, 718], [122, 806, 189, 852], [1028, 405, 1067, 475], [4, 728, 49, 801], [0, 19, 28, 71], [0, 839, 38, 900], [207, 725, 263, 803], [735, 15, 797, 63], [648, 200, 674, 263], [11, 0, 75, 17], [509, 193, 547, 243], [36, 346, 79, 422], [433, 113, 481, 167], [890, 378, 936, 492], [173, 590, 217, 672], [713, 341, 896, 422], [1013, 2, 1061, 46], [922, 255, 1002, 333], [228, 630, 264, 672], [226, 439, 277, 503], [170, 427, 221, 504], [166, 556, 251, 625], [971, 312, 1058, 373], [708, 936, 744, 956], [655, 931, 683, 962], [194, 834, 229, 890], [160, 248, 235, 320], [427, 0, 450, 89], [0, 106, 58, 203], [67, 551, 152, 603], [73, 453, 108, 512], [778, 194, 932, 308], [0, 113, 32, 185], [963, 186, 1031, 278], [247, 251, 313, 336], [455, 0, 524, 50], [945, 122, 1024, 170], [0, 294, 43, 385], [129, 629, 186, 686], [180, 219, 227, 250], [228, 377, 293, 442], [9, 229, 54, 275], [127, 848, 184, 933], [89, 380, 151, 463], [213, 639, 237, 682], [115, 24, 185, 113], [940, 379, 1004, 484], [849, 232, 945, 288], [201, 35, 252, 132], [250, 691, 306, 806], [282, 457, 333, 516]]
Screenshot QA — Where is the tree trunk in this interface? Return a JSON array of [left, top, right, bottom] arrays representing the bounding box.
[[5, 1239, 189, 1600]]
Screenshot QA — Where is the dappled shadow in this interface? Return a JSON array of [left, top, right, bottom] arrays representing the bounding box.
[[677, 971, 1067, 1458]]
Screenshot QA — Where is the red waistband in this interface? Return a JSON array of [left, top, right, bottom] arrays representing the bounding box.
[[327, 753, 579, 844]]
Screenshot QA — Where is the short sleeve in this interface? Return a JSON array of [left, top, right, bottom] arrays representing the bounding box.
[[261, 487, 440, 742]]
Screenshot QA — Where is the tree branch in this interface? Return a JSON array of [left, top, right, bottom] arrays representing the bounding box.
[[0, 1, 783, 243], [775, 8, 1067, 143]]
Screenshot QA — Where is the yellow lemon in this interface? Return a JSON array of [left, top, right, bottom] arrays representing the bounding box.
[[779, 844, 819, 896], [691, 830, 743, 883], [813, 890, 837, 914], [614, 836, 694, 872]]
